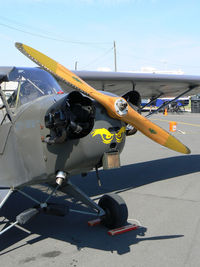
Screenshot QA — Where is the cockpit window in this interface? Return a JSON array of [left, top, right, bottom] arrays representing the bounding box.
[[2, 67, 62, 109]]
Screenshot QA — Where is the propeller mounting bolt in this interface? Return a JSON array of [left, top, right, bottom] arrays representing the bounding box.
[[114, 98, 128, 116]]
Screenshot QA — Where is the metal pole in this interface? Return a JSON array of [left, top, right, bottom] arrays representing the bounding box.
[[75, 61, 78, 70], [114, 41, 117, 72]]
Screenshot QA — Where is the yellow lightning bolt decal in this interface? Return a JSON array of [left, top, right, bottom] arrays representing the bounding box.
[[91, 127, 126, 144], [115, 126, 126, 143], [91, 128, 114, 144]]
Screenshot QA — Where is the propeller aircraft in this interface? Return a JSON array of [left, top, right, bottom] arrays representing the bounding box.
[[0, 43, 200, 236]]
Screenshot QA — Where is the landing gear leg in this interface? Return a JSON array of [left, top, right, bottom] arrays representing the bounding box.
[[61, 178, 105, 217]]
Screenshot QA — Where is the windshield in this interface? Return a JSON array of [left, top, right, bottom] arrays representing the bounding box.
[[2, 67, 62, 109]]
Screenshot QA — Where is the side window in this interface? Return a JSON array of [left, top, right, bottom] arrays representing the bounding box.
[[4, 78, 49, 108]]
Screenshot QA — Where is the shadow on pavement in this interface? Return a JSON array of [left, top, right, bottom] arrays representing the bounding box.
[[1, 154, 198, 255]]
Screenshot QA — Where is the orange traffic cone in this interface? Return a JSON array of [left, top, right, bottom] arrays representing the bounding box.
[[164, 108, 168, 116], [169, 121, 177, 132]]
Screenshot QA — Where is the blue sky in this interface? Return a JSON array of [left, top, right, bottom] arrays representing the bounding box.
[[1, 0, 200, 74]]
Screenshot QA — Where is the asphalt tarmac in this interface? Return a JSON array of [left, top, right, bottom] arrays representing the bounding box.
[[0, 113, 200, 267]]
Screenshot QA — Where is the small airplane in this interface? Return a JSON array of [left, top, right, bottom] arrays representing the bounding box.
[[0, 43, 200, 236]]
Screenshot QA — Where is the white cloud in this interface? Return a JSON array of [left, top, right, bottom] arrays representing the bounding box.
[[97, 67, 112, 71]]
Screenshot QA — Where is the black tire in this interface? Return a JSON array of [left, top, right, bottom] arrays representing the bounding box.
[[98, 193, 128, 229]]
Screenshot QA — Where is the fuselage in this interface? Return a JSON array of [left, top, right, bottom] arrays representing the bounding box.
[[0, 67, 126, 188]]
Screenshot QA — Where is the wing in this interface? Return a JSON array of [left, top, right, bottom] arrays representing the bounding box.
[[57, 70, 200, 98]]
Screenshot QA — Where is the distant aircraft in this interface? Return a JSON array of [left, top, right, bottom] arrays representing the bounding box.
[[0, 43, 199, 236]]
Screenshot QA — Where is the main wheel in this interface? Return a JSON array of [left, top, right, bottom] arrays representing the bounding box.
[[98, 193, 128, 229]]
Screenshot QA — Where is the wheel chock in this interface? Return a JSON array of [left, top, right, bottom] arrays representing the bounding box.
[[108, 224, 140, 236], [88, 218, 140, 236]]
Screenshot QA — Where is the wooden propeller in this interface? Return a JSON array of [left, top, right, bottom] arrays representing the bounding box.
[[15, 42, 190, 154]]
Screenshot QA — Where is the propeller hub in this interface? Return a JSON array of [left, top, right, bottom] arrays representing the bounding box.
[[114, 98, 128, 116]]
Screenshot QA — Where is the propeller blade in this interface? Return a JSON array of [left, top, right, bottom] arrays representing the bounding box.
[[123, 107, 190, 154], [15, 42, 190, 154]]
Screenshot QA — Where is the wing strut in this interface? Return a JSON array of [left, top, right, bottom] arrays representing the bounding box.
[[146, 85, 198, 118]]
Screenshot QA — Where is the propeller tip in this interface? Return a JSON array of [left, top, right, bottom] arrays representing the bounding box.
[[165, 135, 191, 154], [15, 42, 22, 48], [185, 147, 191, 155]]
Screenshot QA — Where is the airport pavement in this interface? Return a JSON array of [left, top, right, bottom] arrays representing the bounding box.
[[0, 113, 200, 267]]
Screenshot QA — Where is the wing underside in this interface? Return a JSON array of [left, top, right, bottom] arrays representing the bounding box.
[[0, 67, 199, 98], [57, 70, 200, 98]]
